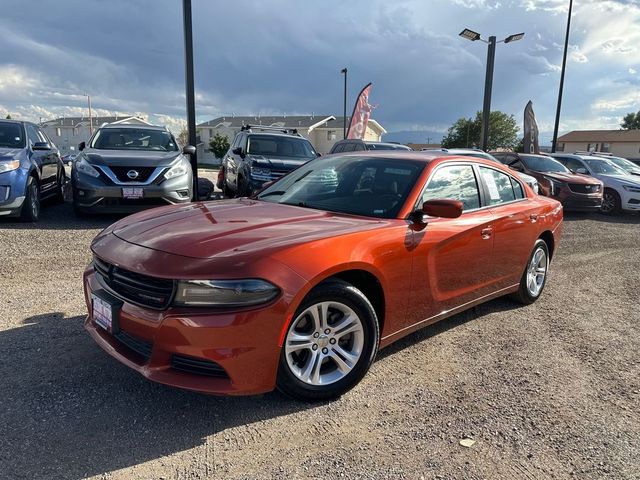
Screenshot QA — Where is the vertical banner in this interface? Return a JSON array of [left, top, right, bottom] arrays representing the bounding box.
[[523, 100, 540, 154], [346, 82, 373, 140]]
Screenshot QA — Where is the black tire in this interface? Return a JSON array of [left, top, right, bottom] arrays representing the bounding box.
[[600, 188, 621, 215], [236, 175, 249, 198], [511, 239, 550, 305], [20, 176, 40, 222], [52, 173, 66, 204], [276, 279, 380, 402], [72, 200, 87, 218]]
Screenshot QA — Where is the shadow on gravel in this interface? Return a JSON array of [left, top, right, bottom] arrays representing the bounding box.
[[563, 211, 640, 224], [0, 313, 312, 480], [0, 201, 126, 231]]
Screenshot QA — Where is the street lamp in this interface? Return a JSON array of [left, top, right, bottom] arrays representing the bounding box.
[[459, 28, 525, 151], [341, 68, 348, 139], [182, 0, 198, 199]]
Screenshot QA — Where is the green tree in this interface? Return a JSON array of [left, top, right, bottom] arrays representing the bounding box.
[[621, 111, 640, 129], [208, 132, 230, 159], [441, 111, 519, 150], [5, 114, 11, 119], [514, 137, 524, 153]]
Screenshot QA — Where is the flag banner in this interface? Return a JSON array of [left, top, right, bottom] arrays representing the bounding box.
[[523, 100, 540, 154], [347, 83, 373, 140]]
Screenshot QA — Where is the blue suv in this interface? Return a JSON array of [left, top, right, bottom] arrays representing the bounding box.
[[0, 120, 66, 221]]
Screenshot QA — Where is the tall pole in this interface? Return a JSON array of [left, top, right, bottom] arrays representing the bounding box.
[[551, 0, 573, 153], [341, 68, 348, 138], [182, 0, 198, 198], [480, 36, 496, 151], [86, 94, 93, 135]]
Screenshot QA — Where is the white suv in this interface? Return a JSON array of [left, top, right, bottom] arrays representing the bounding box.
[[550, 153, 640, 214]]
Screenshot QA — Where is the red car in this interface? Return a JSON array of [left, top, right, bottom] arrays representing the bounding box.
[[491, 152, 603, 211], [84, 152, 563, 400]]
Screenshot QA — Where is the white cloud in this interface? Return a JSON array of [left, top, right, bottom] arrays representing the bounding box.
[[629, 68, 637, 74]]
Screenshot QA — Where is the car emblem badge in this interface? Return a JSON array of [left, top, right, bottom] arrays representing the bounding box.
[[127, 170, 139, 179]]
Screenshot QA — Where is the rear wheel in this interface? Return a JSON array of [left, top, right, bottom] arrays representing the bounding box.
[[20, 177, 40, 222], [600, 188, 621, 215], [277, 280, 379, 401], [512, 239, 549, 305]]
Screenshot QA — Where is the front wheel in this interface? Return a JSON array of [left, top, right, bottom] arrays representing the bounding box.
[[512, 239, 550, 305], [600, 188, 621, 215], [277, 279, 380, 401], [20, 177, 40, 222]]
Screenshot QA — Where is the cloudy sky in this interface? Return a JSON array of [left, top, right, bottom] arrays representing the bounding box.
[[0, 0, 638, 144]]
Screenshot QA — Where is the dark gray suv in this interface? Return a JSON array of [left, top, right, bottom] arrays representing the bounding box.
[[71, 124, 194, 215]]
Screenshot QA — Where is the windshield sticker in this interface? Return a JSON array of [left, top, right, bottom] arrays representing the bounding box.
[[483, 171, 501, 200]]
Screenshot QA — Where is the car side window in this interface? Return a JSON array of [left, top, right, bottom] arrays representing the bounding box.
[[511, 177, 525, 199], [332, 143, 345, 153], [422, 164, 480, 211], [26, 124, 40, 146], [353, 143, 366, 151], [564, 157, 584, 172], [480, 167, 517, 205], [36, 127, 52, 146], [342, 143, 355, 152]]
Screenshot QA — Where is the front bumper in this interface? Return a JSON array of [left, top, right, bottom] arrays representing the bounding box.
[[73, 170, 192, 213], [83, 265, 290, 396], [0, 168, 27, 216], [622, 192, 640, 211], [552, 188, 602, 212]]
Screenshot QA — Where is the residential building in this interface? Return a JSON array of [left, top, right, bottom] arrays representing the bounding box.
[[196, 115, 386, 162], [556, 130, 640, 160], [41, 115, 151, 154]]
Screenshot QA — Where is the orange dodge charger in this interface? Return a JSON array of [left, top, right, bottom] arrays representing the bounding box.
[[84, 152, 563, 400]]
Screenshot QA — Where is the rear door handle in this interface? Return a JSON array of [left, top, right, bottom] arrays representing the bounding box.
[[481, 227, 493, 239]]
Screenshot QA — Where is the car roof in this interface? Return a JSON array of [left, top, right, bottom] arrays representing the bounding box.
[[99, 123, 167, 131], [331, 150, 493, 165], [0, 119, 30, 126]]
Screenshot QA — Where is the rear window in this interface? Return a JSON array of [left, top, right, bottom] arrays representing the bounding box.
[[247, 135, 317, 159], [0, 123, 25, 148]]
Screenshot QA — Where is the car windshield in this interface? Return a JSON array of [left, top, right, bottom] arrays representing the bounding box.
[[247, 135, 317, 159], [583, 158, 628, 175], [606, 156, 640, 172], [521, 155, 569, 173], [0, 123, 25, 148], [257, 155, 424, 218], [90, 128, 178, 151]]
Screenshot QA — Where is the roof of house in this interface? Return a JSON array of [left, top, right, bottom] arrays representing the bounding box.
[[197, 115, 386, 133], [42, 115, 148, 128], [558, 129, 640, 143]]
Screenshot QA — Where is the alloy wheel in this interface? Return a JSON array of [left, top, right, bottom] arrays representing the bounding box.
[[601, 192, 616, 214], [285, 301, 364, 386], [30, 182, 40, 219], [526, 247, 548, 297]]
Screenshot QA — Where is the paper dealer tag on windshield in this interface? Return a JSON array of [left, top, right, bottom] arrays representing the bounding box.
[[482, 171, 501, 200]]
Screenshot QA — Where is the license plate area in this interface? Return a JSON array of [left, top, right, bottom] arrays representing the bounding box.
[[122, 187, 144, 199], [91, 290, 123, 334]]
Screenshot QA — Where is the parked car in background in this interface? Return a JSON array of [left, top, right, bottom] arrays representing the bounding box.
[[0, 119, 66, 221], [491, 152, 603, 212], [329, 139, 412, 154], [423, 148, 539, 193], [584, 152, 640, 177], [218, 125, 319, 197], [550, 153, 640, 214], [71, 124, 193, 215], [84, 151, 562, 400]]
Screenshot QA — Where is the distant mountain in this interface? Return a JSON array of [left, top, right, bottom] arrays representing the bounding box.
[[382, 130, 445, 145]]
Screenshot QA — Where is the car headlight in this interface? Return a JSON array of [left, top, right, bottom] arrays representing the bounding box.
[[622, 184, 640, 193], [174, 279, 280, 307], [164, 159, 189, 180], [544, 177, 563, 195], [0, 159, 20, 173], [76, 158, 100, 178]]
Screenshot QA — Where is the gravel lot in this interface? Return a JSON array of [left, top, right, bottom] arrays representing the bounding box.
[[0, 191, 639, 479]]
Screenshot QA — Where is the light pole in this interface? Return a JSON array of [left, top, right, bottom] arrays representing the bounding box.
[[84, 93, 93, 135], [551, 0, 573, 153], [341, 68, 348, 138], [459, 29, 525, 151], [182, 0, 198, 198]]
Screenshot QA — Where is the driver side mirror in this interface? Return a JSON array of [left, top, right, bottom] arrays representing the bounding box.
[[78, 141, 86, 151], [32, 142, 51, 151], [182, 145, 196, 155], [422, 199, 463, 219], [232, 146, 245, 157]]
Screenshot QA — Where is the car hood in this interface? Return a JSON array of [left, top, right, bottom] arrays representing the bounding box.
[[84, 149, 182, 167], [594, 173, 640, 187], [540, 171, 600, 184], [0, 147, 24, 160], [111, 199, 385, 259], [248, 155, 312, 171]]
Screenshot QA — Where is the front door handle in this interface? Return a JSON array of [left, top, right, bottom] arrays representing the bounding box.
[[481, 227, 493, 240]]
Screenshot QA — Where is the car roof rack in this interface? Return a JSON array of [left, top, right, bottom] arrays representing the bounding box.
[[574, 150, 612, 156], [240, 124, 301, 136]]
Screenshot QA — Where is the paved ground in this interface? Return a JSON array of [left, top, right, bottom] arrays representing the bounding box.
[[0, 195, 638, 479]]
